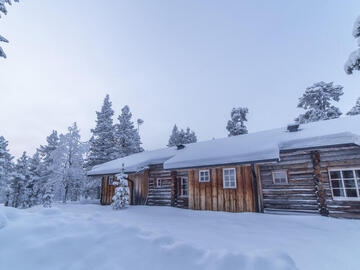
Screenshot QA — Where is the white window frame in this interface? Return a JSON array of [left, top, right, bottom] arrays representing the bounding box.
[[108, 176, 115, 186], [180, 177, 188, 197], [272, 170, 288, 184], [328, 168, 360, 201], [222, 168, 237, 189], [199, 170, 210, 182]]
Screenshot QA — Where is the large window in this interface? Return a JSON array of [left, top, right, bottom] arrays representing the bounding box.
[[329, 168, 360, 200], [199, 170, 210, 182], [180, 177, 188, 196], [223, 168, 236, 189], [272, 171, 288, 184]]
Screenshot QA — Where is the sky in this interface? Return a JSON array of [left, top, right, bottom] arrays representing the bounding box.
[[0, 0, 360, 158]]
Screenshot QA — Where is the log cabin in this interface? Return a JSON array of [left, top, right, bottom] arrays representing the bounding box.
[[88, 115, 360, 218]]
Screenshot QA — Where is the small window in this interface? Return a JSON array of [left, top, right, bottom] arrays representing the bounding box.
[[329, 168, 360, 200], [157, 179, 162, 187], [180, 177, 188, 197], [223, 168, 236, 189], [272, 171, 288, 184], [108, 176, 115, 185], [199, 170, 210, 182]]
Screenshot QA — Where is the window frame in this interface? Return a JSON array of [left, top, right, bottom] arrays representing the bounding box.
[[222, 168, 237, 189], [180, 177, 189, 197], [272, 170, 288, 185], [108, 176, 115, 186], [328, 168, 360, 201], [157, 178, 162, 187], [199, 169, 210, 182]]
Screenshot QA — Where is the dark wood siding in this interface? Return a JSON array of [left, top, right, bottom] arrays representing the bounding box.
[[187, 165, 258, 213], [259, 145, 360, 218], [147, 164, 172, 206]]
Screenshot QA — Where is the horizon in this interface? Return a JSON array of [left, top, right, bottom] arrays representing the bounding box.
[[1, 0, 360, 158]]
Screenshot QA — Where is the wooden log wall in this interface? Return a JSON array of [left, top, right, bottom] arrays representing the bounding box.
[[128, 170, 149, 205], [187, 165, 258, 212], [147, 164, 172, 206], [259, 144, 360, 218]]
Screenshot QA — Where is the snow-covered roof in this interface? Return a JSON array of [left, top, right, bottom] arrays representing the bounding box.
[[87, 147, 178, 175], [88, 115, 360, 175]]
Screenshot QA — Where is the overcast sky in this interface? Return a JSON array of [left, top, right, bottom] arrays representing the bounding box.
[[0, 0, 360, 158]]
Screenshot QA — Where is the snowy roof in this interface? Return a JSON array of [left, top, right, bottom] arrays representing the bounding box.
[[87, 147, 178, 175], [88, 115, 360, 175]]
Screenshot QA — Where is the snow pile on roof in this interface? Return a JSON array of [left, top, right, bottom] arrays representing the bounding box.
[[88, 115, 360, 175], [164, 116, 360, 169], [88, 147, 178, 175]]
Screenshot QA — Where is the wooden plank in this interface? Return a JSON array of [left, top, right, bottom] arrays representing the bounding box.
[[217, 168, 224, 211], [236, 167, 244, 212], [231, 188, 236, 212], [200, 181, 206, 210], [205, 179, 212, 210], [211, 168, 218, 211], [224, 188, 230, 212], [244, 166, 254, 212], [194, 169, 200, 210]]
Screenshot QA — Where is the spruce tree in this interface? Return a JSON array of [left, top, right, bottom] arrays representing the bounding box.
[[25, 150, 42, 207], [85, 95, 117, 169], [347, 97, 360, 116], [0, 0, 19, 58], [0, 136, 14, 204], [295, 81, 343, 124], [114, 105, 143, 158], [38, 130, 59, 207], [345, 16, 360, 74], [226, 107, 249, 136], [112, 170, 129, 210], [168, 125, 197, 146], [9, 152, 30, 208]]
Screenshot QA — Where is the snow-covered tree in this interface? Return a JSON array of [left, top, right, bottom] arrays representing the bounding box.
[[25, 150, 42, 207], [0, 0, 19, 58], [38, 130, 59, 207], [226, 107, 249, 136], [114, 105, 143, 158], [85, 95, 117, 170], [112, 170, 129, 210], [345, 16, 360, 74], [347, 97, 360, 116], [8, 152, 31, 208], [167, 125, 197, 146], [0, 136, 13, 204], [53, 123, 86, 203], [295, 82, 343, 124]]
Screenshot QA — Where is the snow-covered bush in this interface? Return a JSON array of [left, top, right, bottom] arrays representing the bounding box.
[[112, 172, 129, 210]]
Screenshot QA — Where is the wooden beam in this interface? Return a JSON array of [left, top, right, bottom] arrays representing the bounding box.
[[311, 151, 329, 216]]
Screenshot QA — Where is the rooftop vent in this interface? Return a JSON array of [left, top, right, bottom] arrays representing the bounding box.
[[287, 123, 300, 132], [176, 144, 185, 150]]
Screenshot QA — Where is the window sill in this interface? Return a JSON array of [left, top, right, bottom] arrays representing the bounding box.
[[332, 197, 360, 201], [223, 187, 237, 189]]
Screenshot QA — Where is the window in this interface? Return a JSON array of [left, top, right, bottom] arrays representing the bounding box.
[[329, 169, 360, 200], [156, 179, 162, 187], [223, 168, 236, 188], [199, 170, 210, 182], [108, 176, 115, 185], [180, 177, 188, 196], [272, 171, 288, 184]]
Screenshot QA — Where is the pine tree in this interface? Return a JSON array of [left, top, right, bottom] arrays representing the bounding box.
[[9, 152, 31, 208], [85, 95, 117, 169], [53, 123, 86, 203], [167, 125, 197, 146], [112, 170, 129, 210], [226, 107, 249, 136], [0, 0, 19, 58], [114, 105, 143, 158], [26, 150, 42, 207], [38, 130, 59, 207], [345, 16, 360, 74], [295, 81, 343, 124], [347, 97, 360, 116], [0, 136, 14, 204]]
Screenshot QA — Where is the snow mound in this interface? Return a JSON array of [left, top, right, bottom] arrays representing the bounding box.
[[40, 207, 61, 216], [0, 212, 7, 229]]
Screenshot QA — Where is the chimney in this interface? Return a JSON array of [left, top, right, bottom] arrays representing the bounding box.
[[176, 144, 185, 150], [287, 123, 300, 132]]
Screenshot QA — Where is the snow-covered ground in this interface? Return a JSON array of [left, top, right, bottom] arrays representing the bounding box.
[[0, 203, 359, 270]]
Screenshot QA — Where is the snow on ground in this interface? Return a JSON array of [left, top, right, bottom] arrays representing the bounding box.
[[0, 203, 359, 270]]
